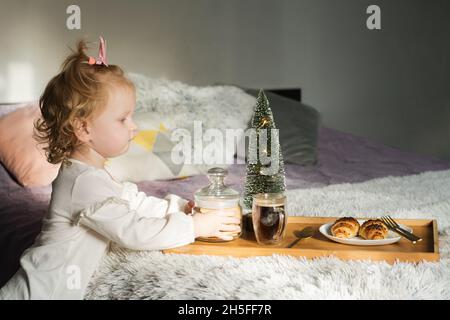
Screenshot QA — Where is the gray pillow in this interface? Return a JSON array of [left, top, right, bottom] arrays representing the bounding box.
[[244, 89, 321, 166]]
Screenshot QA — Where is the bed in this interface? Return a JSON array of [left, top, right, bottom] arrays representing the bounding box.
[[1, 90, 449, 296]]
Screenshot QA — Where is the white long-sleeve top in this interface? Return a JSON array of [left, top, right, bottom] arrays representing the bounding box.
[[0, 158, 195, 300]]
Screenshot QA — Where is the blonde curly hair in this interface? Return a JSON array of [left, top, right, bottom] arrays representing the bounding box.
[[34, 39, 134, 167]]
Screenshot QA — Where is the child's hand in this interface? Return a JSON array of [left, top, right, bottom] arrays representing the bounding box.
[[183, 200, 195, 214], [192, 210, 241, 241]]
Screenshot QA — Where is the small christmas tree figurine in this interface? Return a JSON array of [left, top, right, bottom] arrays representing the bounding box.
[[242, 89, 286, 216]]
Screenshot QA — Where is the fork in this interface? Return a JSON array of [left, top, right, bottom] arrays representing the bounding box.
[[380, 216, 422, 244], [384, 216, 422, 242]]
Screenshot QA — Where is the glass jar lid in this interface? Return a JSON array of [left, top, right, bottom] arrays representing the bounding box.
[[194, 167, 240, 208]]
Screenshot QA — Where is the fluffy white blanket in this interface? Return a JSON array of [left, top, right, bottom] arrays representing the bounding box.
[[85, 170, 450, 299]]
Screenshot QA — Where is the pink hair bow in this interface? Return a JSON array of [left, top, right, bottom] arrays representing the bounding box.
[[88, 36, 108, 67]]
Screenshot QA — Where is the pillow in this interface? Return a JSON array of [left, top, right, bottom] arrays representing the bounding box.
[[0, 103, 60, 186], [242, 89, 322, 166], [128, 73, 256, 129], [105, 112, 211, 182], [128, 73, 255, 157], [105, 74, 257, 182]]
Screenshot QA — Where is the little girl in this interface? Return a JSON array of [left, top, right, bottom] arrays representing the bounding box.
[[0, 38, 240, 300]]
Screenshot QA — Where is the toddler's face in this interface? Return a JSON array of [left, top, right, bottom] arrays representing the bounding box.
[[88, 84, 138, 158]]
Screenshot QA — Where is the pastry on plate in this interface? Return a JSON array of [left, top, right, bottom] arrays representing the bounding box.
[[331, 217, 360, 239], [359, 219, 389, 240]]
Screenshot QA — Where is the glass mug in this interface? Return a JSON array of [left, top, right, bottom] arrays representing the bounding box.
[[252, 193, 287, 245]]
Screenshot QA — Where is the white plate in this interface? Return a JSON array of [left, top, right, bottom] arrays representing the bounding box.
[[319, 219, 413, 246]]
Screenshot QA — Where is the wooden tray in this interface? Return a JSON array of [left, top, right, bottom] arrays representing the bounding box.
[[163, 216, 439, 264]]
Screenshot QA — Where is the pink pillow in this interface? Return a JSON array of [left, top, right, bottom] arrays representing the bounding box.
[[0, 103, 60, 187]]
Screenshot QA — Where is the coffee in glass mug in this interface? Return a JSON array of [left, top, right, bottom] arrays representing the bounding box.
[[252, 193, 287, 245]]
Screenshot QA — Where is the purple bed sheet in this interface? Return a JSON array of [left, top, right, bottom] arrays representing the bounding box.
[[1, 126, 449, 287]]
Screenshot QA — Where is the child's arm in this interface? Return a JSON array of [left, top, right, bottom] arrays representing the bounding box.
[[74, 198, 195, 250], [71, 171, 195, 250], [120, 182, 191, 218]]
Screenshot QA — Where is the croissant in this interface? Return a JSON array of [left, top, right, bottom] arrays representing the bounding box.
[[359, 219, 388, 240], [331, 217, 360, 238]]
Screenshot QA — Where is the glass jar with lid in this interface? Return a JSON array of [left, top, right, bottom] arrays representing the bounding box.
[[193, 167, 242, 242]]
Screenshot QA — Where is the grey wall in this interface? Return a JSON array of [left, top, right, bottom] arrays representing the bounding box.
[[1, 0, 449, 160]]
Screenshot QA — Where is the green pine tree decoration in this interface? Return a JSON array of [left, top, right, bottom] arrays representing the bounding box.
[[242, 89, 286, 213]]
